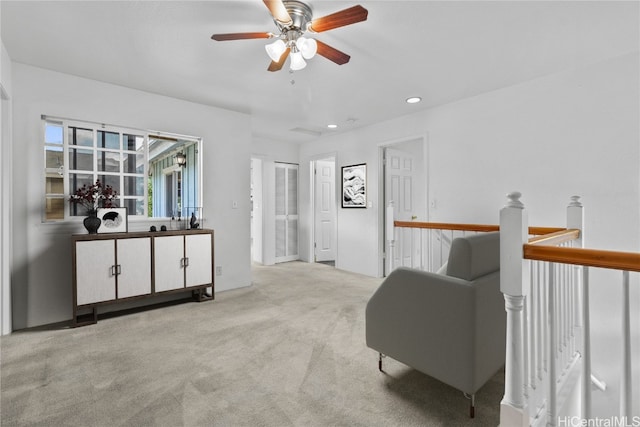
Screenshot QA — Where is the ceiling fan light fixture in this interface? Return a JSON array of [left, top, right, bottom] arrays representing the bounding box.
[[290, 50, 307, 71], [265, 39, 286, 62], [296, 36, 317, 59], [212, 1, 368, 72]]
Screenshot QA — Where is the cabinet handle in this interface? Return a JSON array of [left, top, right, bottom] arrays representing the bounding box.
[[110, 265, 122, 276], [184, 257, 189, 267]]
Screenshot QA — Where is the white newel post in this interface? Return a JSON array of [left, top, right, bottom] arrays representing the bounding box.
[[500, 192, 530, 427], [567, 196, 591, 419], [386, 201, 395, 273], [566, 196, 584, 248]]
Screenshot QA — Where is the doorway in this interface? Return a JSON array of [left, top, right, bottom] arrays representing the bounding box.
[[312, 157, 337, 267], [381, 138, 427, 276], [275, 162, 299, 263], [250, 158, 263, 263]]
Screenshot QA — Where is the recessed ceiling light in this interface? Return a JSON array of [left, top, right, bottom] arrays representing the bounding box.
[[327, 124, 338, 129], [406, 97, 422, 104]]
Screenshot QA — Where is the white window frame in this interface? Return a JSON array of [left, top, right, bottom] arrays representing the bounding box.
[[42, 116, 203, 222], [63, 119, 148, 219]]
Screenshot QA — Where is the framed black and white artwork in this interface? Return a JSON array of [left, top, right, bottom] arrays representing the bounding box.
[[341, 163, 367, 208], [97, 207, 128, 233]]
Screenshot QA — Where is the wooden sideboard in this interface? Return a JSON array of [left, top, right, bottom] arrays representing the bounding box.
[[72, 228, 214, 326]]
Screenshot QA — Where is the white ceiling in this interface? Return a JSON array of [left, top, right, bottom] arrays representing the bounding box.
[[2, 1, 638, 144]]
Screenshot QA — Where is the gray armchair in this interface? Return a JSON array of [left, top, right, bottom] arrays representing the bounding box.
[[365, 232, 505, 417]]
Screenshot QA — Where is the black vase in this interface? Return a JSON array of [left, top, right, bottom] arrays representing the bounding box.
[[83, 210, 101, 234]]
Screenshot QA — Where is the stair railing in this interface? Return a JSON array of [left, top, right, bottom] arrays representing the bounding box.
[[500, 192, 639, 426], [386, 201, 561, 274], [387, 194, 638, 425]]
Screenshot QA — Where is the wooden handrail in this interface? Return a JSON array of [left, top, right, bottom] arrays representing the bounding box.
[[393, 221, 565, 236], [529, 227, 568, 236], [393, 221, 498, 232], [528, 229, 580, 246], [524, 245, 640, 272], [392, 220, 638, 270]]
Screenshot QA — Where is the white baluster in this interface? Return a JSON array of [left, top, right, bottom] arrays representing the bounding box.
[[563, 263, 569, 367], [530, 264, 538, 392], [537, 262, 544, 383], [500, 191, 530, 426], [419, 229, 424, 271], [582, 267, 592, 420], [569, 263, 576, 358], [620, 270, 632, 419], [559, 263, 566, 369], [386, 201, 395, 273], [427, 229, 433, 271], [548, 263, 558, 427], [438, 230, 445, 265], [523, 293, 530, 403]]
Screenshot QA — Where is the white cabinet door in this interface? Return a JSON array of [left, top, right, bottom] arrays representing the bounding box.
[[117, 237, 151, 298], [185, 234, 212, 287], [76, 240, 116, 305], [154, 235, 185, 292]]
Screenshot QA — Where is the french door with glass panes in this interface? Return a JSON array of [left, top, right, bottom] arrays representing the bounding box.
[[275, 162, 299, 263]]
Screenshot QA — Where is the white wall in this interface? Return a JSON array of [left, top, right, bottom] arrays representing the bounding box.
[[299, 136, 382, 276], [301, 52, 639, 270], [300, 52, 639, 416], [11, 63, 253, 329], [1, 37, 14, 335]]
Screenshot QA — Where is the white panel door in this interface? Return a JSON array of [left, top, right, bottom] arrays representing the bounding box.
[[117, 237, 152, 299], [154, 235, 185, 292], [76, 240, 116, 305], [185, 234, 212, 287], [314, 160, 336, 262], [385, 147, 418, 272], [275, 163, 299, 263]]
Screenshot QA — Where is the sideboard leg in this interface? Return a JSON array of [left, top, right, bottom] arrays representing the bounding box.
[[74, 306, 98, 327]]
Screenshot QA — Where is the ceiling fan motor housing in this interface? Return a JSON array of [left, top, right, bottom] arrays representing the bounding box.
[[276, 0, 313, 33]]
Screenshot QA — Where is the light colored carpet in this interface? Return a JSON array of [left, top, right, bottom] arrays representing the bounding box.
[[1, 261, 503, 426]]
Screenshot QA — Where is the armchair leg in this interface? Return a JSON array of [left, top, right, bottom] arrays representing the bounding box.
[[378, 353, 384, 372], [464, 393, 475, 418]]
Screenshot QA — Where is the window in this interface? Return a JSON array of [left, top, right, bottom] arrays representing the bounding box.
[[148, 135, 199, 218], [44, 123, 65, 221], [43, 118, 201, 221]]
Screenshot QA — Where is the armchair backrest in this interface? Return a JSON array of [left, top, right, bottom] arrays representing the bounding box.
[[445, 232, 500, 281]]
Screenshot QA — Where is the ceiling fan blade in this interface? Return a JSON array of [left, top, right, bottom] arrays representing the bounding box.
[[316, 40, 350, 65], [211, 32, 273, 41], [263, 0, 293, 25], [268, 47, 290, 72], [307, 5, 368, 33]]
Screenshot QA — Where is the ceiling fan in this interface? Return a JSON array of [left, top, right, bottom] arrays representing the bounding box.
[[211, 0, 368, 72]]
